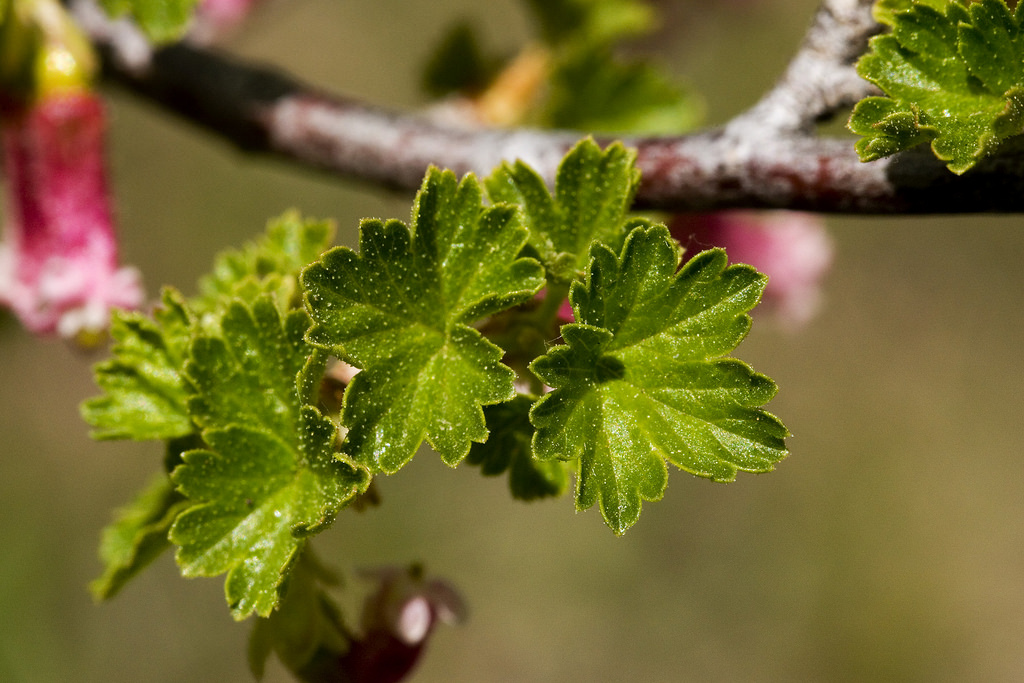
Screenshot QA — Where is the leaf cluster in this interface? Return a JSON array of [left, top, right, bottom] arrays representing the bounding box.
[[85, 214, 368, 620], [85, 141, 788, 655], [850, 0, 1024, 173]]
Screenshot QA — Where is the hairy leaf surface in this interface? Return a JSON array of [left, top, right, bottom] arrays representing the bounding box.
[[82, 288, 194, 440], [485, 139, 640, 282], [303, 168, 545, 473], [171, 298, 367, 619], [197, 211, 335, 318], [851, 0, 1024, 173], [91, 474, 189, 601], [530, 224, 788, 534]]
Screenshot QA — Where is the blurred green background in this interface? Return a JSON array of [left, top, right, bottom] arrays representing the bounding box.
[[3, 0, 1024, 680]]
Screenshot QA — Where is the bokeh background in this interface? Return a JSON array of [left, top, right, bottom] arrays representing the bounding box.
[[3, 0, 1024, 680]]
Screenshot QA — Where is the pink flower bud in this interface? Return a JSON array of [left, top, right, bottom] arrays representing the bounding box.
[[669, 211, 833, 327], [338, 566, 466, 683], [0, 91, 143, 341]]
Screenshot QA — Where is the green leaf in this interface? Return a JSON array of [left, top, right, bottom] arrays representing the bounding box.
[[91, 474, 190, 601], [542, 48, 703, 135], [81, 288, 194, 441], [485, 138, 641, 282], [422, 21, 499, 97], [873, 0, 949, 26], [850, 0, 1024, 173], [466, 394, 570, 500], [529, 224, 789, 534], [98, 0, 199, 43], [171, 297, 367, 619], [303, 168, 545, 474], [524, 0, 653, 47], [197, 211, 335, 318], [248, 552, 349, 680]]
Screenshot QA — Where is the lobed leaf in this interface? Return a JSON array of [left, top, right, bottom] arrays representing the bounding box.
[[196, 211, 335, 318], [466, 394, 570, 500], [81, 288, 194, 441], [171, 297, 367, 619], [850, 0, 1024, 173], [91, 474, 190, 601], [485, 138, 641, 282], [530, 224, 789, 534], [303, 167, 545, 473]]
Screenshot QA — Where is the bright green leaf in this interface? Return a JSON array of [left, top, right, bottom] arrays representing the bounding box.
[[524, 0, 653, 47], [303, 168, 545, 473], [98, 0, 199, 43], [542, 48, 703, 135], [171, 298, 367, 619], [530, 224, 788, 534], [197, 211, 335, 318], [466, 394, 570, 500], [91, 474, 190, 601], [248, 552, 349, 680], [873, 0, 949, 25], [485, 138, 640, 282], [81, 288, 194, 441], [850, 0, 1024, 173]]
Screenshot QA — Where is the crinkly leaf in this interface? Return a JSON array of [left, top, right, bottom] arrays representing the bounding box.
[[530, 224, 788, 534], [485, 138, 640, 282], [99, 0, 199, 42], [466, 394, 570, 500], [197, 211, 335, 317], [303, 168, 544, 473], [172, 297, 367, 619], [91, 474, 189, 601], [184, 298, 313, 434], [850, 0, 1024, 174], [81, 288, 194, 441]]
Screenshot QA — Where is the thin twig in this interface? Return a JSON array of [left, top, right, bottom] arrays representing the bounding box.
[[80, 0, 1024, 214]]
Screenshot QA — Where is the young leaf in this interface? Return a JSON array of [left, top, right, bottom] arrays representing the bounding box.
[[850, 0, 1024, 174], [530, 224, 788, 534], [542, 48, 703, 135], [485, 138, 640, 282], [873, 0, 949, 25], [466, 394, 570, 500], [196, 211, 335, 317], [303, 168, 545, 474], [98, 0, 199, 42], [248, 552, 350, 680], [524, 0, 653, 48], [91, 474, 190, 601], [81, 287, 195, 441], [171, 298, 367, 619]]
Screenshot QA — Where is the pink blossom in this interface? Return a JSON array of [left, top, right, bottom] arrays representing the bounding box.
[[0, 91, 143, 342], [669, 211, 833, 327], [338, 566, 466, 683]]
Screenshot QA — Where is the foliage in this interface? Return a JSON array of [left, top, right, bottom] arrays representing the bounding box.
[[97, 0, 198, 42], [85, 140, 787, 636], [850, 0, 1024, 174]]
